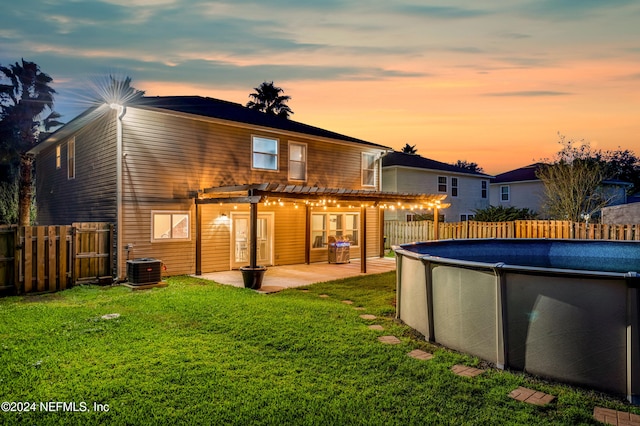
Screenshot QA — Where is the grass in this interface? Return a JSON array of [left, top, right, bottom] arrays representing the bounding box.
[[0, 272, 636, 425]]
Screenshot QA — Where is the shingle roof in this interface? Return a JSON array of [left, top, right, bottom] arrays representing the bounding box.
[[492, 163, 544, 183], [135, 96, 389, 149], [382, 151, 493, 177]]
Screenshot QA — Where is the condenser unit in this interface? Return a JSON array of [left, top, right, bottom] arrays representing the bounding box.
[[126, 258, 162, 285]]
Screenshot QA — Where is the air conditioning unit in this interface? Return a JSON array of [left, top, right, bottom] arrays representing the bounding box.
[[127, 258, 162, 285]]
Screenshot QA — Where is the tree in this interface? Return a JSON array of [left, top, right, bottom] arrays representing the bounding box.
[[600, 148, 640, 195], [91, 75, 145, 106], [536, 134, 614, 221], [0, 59, 63, 225], [246, 81, 293, 118], [452, 160, 484, 173], [401, 143, 417, 154]]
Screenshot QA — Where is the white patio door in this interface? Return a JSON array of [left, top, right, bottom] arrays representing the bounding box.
[[231, 213, 273, 268]]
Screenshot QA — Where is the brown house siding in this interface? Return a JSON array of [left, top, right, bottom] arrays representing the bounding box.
[[35, 110, 118, 225], [34, 103, 387, 277]]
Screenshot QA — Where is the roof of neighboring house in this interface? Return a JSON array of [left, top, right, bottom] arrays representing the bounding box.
[[382, 151, 493, 178], [492, 163, 544, 183], [493, 163, 634, 187], [31, 96, 390, 155], [135, 96, 389, 149]]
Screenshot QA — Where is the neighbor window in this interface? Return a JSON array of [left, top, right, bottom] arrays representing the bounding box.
[[67, 137, 75, 180], [152, 211, 190, 241], [55, 145, 61, 169], [461, 214, 474, 221], [500, 185, 510, 202], [481, 181, 487, 199], [438, 176, 447, 192], [311, 212, 359, 248], [362, 153, 376, 187], [451, 177, 458, 197], [289, 142, 307, 181], [252, 136, 278, 170]]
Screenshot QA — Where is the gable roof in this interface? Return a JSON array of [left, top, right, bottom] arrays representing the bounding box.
[[135, 96, 389, 149], [492, 163, 544, 183], [31, 96, 390, 155], [382, 151, 493, 178]]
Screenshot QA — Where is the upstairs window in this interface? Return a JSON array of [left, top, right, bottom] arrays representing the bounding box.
[[55, 145, 61, 169], [67, 137, 75, 180], [362, 153, 376, 187], [481, 181, 487, 199], [451, 177, 458, 197], [252, 136, 278, 170], [289, 142, 307, 181], [500, 185, 510, 202], [438, 176, 447, 192]]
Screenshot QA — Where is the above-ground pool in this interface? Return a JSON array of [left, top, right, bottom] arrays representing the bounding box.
[[393, 239, 640, 404]]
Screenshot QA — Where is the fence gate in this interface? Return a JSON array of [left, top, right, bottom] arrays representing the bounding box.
[[0, 223, 113, 296], [73, 222, 114, 284]]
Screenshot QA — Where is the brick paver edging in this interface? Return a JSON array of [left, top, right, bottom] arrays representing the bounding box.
[[508, 386, 555, 406], [451, 364, 484, 378], [593, 406, 640, 426]]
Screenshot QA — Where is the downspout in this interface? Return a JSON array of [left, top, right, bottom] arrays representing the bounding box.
[[115, 105, 126, 280]]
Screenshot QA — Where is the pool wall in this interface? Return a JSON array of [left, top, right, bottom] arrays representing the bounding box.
[[394, 239, 640, 404]]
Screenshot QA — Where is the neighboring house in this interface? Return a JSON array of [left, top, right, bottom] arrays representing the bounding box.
[[489, 163, 546, 215], [491, 163, 631, 218], [29, 96, 443, 279], [382, 151, 493, 222]]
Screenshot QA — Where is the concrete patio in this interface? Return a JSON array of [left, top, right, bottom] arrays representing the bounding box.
[[195, 257, 396, 291]]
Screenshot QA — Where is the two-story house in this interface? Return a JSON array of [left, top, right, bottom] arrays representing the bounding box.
[[29, 96, 444, 280], [382, 151, 493, 222], [491, 163, 631, 218]]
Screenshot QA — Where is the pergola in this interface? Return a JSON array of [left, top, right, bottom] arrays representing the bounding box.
[[194, 183, 449, 274]]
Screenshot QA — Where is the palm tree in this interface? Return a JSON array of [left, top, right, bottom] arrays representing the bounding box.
[[0, 59, 63, 225], [401, 143, 417, 154], [246, 81, 293, 118], [92, 75, 145, 106]]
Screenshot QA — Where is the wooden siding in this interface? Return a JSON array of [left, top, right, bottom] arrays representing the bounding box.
[[36, 110, 118, 225], [121, 200, 196, 276], [118, 107, 384, 274], [199, 205, 231, 272], [121, 107, 382, 199]]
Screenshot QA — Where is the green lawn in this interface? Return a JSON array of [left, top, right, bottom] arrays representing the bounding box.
[[0, 272, 635, 425]]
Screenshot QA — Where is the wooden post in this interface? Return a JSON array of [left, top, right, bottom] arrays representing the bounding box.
[[48, 226, 57, 292], [305, 204, 311, 264], [361, 206, 367, 273], [195, 203, 202, 275], [379, 207, 385, 257], [433, 208, 439, 240], [23, 227, 32, 293], [249, 201, 258, 269]]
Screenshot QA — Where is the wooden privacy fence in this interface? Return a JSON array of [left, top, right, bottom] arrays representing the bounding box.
[[0, 223, 113, 296], [385, 220, 640, 248]]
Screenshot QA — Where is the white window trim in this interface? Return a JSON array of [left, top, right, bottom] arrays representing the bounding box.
[[451, 177, 458, 198], [500, 185, 510, 202], [481, 180, 488, 199], [437, 176, 447, 193], [67, 137, 75, 180], [251, 135, 279, 171], [310, 212, 360, 249], [151, 210, 191, 242], [55, 145, 61, 170], [361, 152, 376, 187], [288, 141, 307, 181]]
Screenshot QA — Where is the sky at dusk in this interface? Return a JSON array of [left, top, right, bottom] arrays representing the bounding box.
[[2, 0, 639, 175]]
